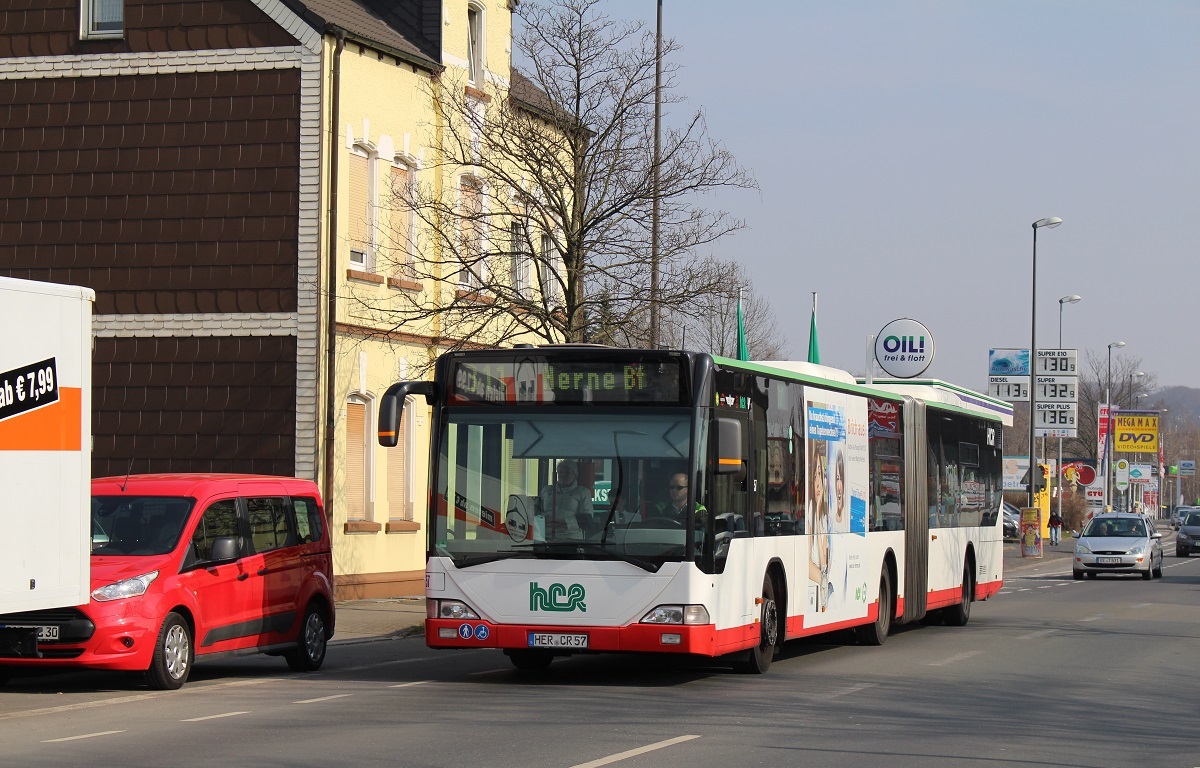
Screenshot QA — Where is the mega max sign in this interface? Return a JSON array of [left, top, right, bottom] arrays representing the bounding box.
[[1113, 412, 1159, 453]]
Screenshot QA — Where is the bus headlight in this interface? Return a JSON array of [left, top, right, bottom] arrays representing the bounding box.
[[430, 600, 480, 620], [640, 605, 709, 625]]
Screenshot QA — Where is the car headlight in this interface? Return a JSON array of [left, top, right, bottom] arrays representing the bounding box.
[[91, 571, 159, 602], [1179, 533, 1192, 542], [1128, 544, 1145, 556], [1075, 544, 1091, 555]]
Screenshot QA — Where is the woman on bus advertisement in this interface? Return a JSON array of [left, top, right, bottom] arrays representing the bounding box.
[[807, 392, 871, 621]]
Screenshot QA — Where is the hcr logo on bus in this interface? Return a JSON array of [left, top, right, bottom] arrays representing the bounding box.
[[530, 582, 587, 612]]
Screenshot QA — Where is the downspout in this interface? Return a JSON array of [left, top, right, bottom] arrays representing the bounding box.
[[323, 30, 346, 510]]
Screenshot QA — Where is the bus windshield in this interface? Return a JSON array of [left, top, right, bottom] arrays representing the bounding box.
[[433, 408, 697, 569]]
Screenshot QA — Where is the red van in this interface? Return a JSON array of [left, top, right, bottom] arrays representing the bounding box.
[[0, 474, 335, 689]]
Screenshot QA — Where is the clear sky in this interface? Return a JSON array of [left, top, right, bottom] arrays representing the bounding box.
[[582, 1, 1199, 390]]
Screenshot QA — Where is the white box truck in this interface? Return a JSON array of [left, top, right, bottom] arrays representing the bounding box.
[[0, 277, 93, 651]]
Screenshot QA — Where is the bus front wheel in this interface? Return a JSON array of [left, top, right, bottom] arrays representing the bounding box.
[[734, 574, 779, 674]]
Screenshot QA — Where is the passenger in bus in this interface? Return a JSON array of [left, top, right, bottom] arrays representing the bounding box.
[[538, 460, 594, 538]]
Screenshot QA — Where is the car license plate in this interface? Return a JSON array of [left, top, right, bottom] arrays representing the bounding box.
[[528, 632, 587, 649], [1098, 556, 1121, 565], [5, 625, 59, 641]]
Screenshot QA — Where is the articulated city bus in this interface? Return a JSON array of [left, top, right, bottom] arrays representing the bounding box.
[[378, 346, 1011, 673]]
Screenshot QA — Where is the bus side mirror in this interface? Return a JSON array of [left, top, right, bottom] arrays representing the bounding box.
[[715, 417, 745, 476], [378, 381, 435, 447]]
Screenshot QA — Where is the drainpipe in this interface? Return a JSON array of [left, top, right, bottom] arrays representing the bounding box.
[[323, 30, 346, 510]]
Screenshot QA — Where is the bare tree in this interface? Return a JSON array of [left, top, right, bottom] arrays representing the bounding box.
[[354, 0, 756, 363], [654, 255, 787, 359]]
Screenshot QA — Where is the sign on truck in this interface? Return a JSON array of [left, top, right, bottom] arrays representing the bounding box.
[[0, 276, 93, 620]]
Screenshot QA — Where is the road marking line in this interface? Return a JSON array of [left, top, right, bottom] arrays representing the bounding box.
[[1080, 614, 1108, 622], [389, 681, 430, 688], [182, 711, 250, 722], [42, 730, 124, 743], [293, 694, 353, 704], [570, 735, 701, 768], [1017, 629, 1059, 640], [929, 650, 982, 667], [824, 683, 877, 700]]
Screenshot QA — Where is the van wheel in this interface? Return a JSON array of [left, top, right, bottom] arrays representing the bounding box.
[[855, 567, 892, 646], [734, 574, 779, 674], [944, 562, 974, 627], [285, 603, 329, 672], [506, 649, 554, 671], [146, 612, 192, 690]]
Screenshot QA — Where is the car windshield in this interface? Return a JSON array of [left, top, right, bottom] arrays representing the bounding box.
[[1082, 518, 1146, 538], [432, 409, 696, 569], [91, 495, 195, 555], [1183, 512, 1200, 527]]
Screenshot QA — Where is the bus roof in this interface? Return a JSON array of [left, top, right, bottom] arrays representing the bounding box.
[[710, 355, 1012, 427]]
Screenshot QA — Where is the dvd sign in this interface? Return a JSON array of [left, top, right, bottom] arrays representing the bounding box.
[[875, 319, 935, 378]]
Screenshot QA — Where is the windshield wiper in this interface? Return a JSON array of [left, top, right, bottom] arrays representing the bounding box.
[[525, 541, 659, 572], [447, 552, 527, 568]]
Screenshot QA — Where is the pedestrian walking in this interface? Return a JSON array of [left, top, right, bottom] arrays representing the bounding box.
[[1048, 510, 1063, 546]]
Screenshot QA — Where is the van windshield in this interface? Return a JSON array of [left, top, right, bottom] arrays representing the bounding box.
[[91, 496, 195, 556]]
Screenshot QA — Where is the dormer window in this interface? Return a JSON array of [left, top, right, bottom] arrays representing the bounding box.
[[81, 0, 123, 40], [467, 5, 484, 85]]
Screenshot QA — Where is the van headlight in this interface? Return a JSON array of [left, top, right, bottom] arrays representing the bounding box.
[[91, 571, 159, 602]]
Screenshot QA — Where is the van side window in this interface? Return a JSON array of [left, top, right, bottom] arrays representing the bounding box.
[[192, 499, 240, 561], [292, 497, 323, 544], [247, 496, 292, 553]]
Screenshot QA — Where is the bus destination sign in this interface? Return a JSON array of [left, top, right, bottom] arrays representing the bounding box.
[[450, 357, 683, 405]]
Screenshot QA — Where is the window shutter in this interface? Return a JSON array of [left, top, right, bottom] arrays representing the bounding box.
[[390, 165, 410, 276], [349, 154, 369, 263], [345, 401, 366, 520], [387, 405, 409, 520]]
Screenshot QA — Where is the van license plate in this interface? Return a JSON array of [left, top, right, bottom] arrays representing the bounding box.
[[528, 632, 587, 649], [6, 625, 59, 641]]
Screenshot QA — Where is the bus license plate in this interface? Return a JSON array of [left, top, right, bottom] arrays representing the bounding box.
[[1098, 557, 1121, 565], [7, 625, 59, 641], [528, 632, 588, 649]]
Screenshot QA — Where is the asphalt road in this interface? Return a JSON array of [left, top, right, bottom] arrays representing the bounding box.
[[2, 538, 1197, 768]]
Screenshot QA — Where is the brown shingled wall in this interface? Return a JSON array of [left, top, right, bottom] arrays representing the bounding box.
[[0, 0, 300, 57], [92, 335, 297, 478], [0, 69, 301, 315]]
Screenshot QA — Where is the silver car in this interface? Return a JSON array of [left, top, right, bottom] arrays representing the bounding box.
[[1072, 513, 1164, 580], [1175, 510, 1200, 557]]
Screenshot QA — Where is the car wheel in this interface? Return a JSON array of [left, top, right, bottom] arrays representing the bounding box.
[[506, 649, 554, 671], [1141, 566, 1152, 580], [734, 574, 780, 673], [146, 612, 193, 690], [855, 567, 893, 646], [1073, 570, 1084, 581], [1153, 560, 1164, 578], [284, 602, 329, 672], [945, 561, 974, 627]]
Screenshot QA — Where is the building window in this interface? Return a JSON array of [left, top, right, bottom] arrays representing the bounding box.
[[459, 178, 485, 289], [348, 149, 376, 270], [540, 233, 559, 305], [390, 162, 415, 279], [510, 220, 530, 297], [345, 398, 373, 521], [467, 4, 484, 85], [81, 0, 123, 39]]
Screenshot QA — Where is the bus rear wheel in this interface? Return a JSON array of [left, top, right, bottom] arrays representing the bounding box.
[[944, 561, 974, 627], [734, 574, 779, 674], [855, 567, 892, 646]]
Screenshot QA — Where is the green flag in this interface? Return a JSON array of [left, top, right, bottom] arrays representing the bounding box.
[[736, 293, 749, 361], [807, 293, 820, 364]]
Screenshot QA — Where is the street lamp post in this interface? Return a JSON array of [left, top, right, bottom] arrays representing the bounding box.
[[1129, 370, 1145, 408], [1029, 217, 1063, 508], [1104, 340, 1126, 512], [1056, 294, 1081, 529]]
